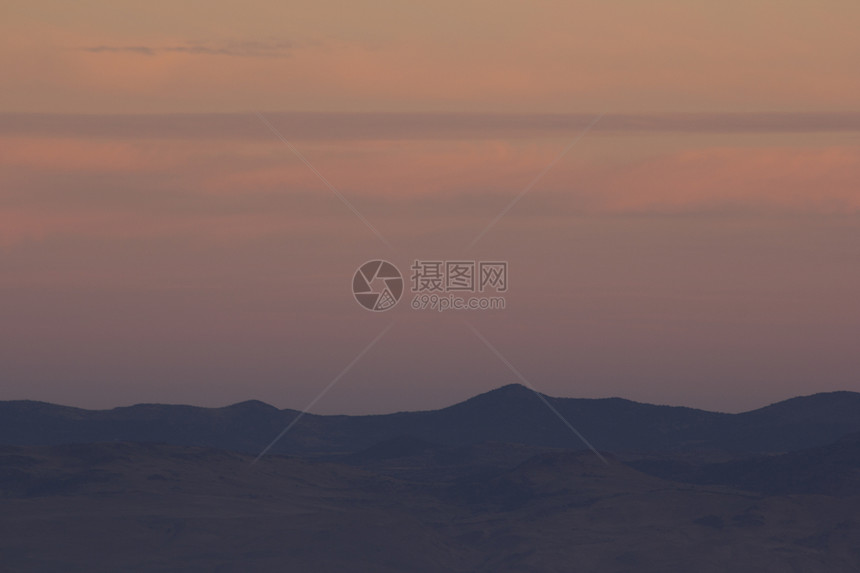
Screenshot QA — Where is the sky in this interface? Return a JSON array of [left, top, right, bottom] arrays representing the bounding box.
[[1, 0, 859, 414]]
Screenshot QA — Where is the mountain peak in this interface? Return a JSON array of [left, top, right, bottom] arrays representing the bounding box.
[[224, 399, 279, 411], [448, 384, 545, 414], [477, 383, 538, 399]]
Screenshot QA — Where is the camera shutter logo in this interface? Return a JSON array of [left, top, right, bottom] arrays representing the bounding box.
[[352, 260, 404, 312]]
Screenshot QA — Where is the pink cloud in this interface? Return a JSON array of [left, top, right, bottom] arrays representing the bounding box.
[[589, 147, 860, 215], [2, 127, 858, 250]]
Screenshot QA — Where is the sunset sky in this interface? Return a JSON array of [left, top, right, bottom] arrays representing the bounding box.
[[1, 1, 859, 413]]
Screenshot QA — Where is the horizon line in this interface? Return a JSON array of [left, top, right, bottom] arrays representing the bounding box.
[[3, 383, 857, 417]]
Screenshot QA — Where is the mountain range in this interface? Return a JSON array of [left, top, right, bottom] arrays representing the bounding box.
[[3, 384, 860, 571], [3, 384, 860, 456]]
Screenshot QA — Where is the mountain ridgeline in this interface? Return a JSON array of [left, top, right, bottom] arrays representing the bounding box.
[[2, 384, 860, 456]]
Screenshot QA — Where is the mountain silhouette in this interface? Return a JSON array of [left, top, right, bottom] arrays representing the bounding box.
[[2, 385, 860, 456]]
